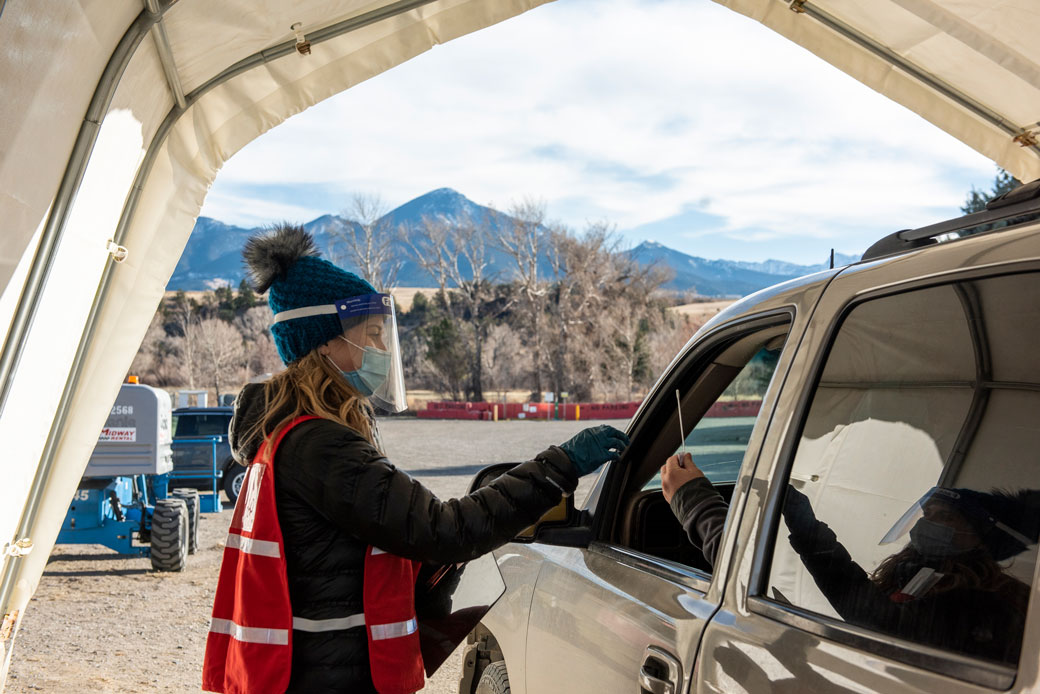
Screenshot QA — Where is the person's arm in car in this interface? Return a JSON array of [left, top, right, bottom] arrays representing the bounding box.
[[662, 453, 729, 569]]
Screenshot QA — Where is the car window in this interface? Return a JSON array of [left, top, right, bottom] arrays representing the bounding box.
[[173, 413, 230, 438], [765, 273, 1040, 667], [618, 323, 788, 577], [644, 346, 781, 489]]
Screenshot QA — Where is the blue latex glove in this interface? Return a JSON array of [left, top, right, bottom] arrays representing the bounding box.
[[558, 425, 631, 476]]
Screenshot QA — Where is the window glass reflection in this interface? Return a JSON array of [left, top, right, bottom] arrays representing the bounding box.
[[768, 274, 1040, 665]]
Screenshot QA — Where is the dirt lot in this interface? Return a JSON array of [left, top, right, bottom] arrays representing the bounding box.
[[7, 418, 617, 693]]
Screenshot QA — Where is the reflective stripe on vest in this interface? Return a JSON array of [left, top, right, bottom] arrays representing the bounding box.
[[209, 618, 289, 645], [292, 614, 365, 632], [224, 533, 280, 558]]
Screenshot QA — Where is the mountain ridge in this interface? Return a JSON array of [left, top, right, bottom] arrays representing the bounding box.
[[174, 188, 860, 297]]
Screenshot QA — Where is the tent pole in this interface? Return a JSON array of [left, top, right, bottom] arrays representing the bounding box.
[[0, 3, 168, 635], [145, 0, 187, 109], [0, 0, 439, 634]]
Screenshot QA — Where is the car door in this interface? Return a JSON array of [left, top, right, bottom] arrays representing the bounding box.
[[696, 229, 1040, 694], [516, 273, 834, 694]]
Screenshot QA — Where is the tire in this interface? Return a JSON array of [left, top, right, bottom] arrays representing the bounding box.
[[223, 462, 247, 505], [475, 661, 510, 694], [150, 498, 188, 572], [172, 488, 200, 554]]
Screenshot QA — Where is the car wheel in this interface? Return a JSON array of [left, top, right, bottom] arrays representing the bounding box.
[[223, 461, 247, 505], [475, 661, 510, 694]]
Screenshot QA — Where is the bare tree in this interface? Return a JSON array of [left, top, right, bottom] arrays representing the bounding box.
[[493, 199, 549, 396], [329, 192, 402, 292], [130, 313, 182, 386], [406, 214, 456, 314], [235, 306, 284, 378], [406, 211, 507, 400], [540, 221, 673, 400], [193, 318, 246, 401], [482, 323, 527, 399], [171, 294, 201, 388]]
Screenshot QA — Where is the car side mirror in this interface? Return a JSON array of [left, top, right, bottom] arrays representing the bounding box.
[[468, 462, 585, 545]]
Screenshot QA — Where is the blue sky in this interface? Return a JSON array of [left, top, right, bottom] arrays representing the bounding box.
[[201, 0, 1000, 264]]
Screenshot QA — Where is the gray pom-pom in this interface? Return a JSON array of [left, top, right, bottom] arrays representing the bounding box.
[[242, 223, 319, 293]]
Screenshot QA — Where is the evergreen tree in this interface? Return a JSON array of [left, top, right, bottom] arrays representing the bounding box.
[[962, 169, 1021, 214], [233, 279, 260, 312]]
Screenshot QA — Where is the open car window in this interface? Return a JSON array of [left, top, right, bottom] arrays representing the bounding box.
[[616, 319, 790, 575], [644, 346, 781, 489]]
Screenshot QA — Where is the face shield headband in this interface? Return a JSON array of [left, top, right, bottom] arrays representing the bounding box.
[[272, 293, 408, 413]]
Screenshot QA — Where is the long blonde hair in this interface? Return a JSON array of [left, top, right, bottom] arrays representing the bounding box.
[[246, 350, 377, 453]]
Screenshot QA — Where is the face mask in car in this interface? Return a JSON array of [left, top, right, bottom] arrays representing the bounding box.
[[909, 519, 974, 558]]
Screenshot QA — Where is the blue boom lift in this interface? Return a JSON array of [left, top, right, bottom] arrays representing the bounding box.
[[56, 383, 199, 571]]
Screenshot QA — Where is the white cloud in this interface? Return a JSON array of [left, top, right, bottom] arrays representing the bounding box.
[[200, 191, 325, 229], [203, 0, 996, 261]]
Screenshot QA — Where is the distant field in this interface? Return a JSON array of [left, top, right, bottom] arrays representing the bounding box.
[[390, 287, 439, 312], [668, 300, 736, 325]]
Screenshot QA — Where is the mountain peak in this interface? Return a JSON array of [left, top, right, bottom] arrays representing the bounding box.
[[426, 187, 463, 198], [406, 188, 467, 207]]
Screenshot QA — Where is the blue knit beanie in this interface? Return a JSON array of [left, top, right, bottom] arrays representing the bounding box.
[[243, 224, 376, 365]]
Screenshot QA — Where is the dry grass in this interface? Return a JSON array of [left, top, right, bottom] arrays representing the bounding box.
[[668, 300, 736, 325], [389, 287, 439, 312]]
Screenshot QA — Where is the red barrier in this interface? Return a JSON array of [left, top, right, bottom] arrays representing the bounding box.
[[421, 400, 643, 421], [416, 409, 484, 420], [420, 398, 759, 421], [705, 400, 761, 418], [426, 401, 470, 411]]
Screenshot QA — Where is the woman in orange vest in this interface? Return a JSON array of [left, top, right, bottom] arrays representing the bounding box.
[[203, 225, 629, 694]]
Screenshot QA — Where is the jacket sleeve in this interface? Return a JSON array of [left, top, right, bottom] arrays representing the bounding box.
[[781, 486, 893, 623], [278, 421, 579, 564], [669, 477, 729, 569]]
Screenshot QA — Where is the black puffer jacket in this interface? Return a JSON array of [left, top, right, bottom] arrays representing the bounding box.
[[229, 383, 578, 693]]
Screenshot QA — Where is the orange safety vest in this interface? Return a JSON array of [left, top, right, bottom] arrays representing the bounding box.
[[202, 416, 425, 694]]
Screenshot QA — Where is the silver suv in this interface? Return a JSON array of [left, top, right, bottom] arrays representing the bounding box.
[[462, 184, 1040, 694]]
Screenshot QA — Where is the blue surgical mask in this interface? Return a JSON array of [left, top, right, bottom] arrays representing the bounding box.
[[909, 519, 974, 558], [327, 336, 391, 396]]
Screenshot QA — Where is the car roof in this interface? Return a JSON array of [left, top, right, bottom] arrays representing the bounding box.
[[172, 407, 233, 414]]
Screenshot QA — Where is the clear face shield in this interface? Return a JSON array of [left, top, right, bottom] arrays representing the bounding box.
[[880, 487, 1035, 560], [336, 293, 407, 413], [273, 293, 407, 413]]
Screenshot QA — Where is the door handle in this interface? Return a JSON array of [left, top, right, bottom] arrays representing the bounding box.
[[639, 645, 683, 694]]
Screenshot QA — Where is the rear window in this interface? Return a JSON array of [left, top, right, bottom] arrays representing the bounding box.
[[173, 413, 231, 438], [765, 273, 1040, 668]]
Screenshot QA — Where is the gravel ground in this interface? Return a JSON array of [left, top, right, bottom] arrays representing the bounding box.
[[7, 418, 622, 693]]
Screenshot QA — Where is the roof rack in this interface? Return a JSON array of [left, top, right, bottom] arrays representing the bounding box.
[[862, 178, 1040, 261]]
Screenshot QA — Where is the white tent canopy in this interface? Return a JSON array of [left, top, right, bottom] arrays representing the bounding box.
[[1, 0, 1038, 683]]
